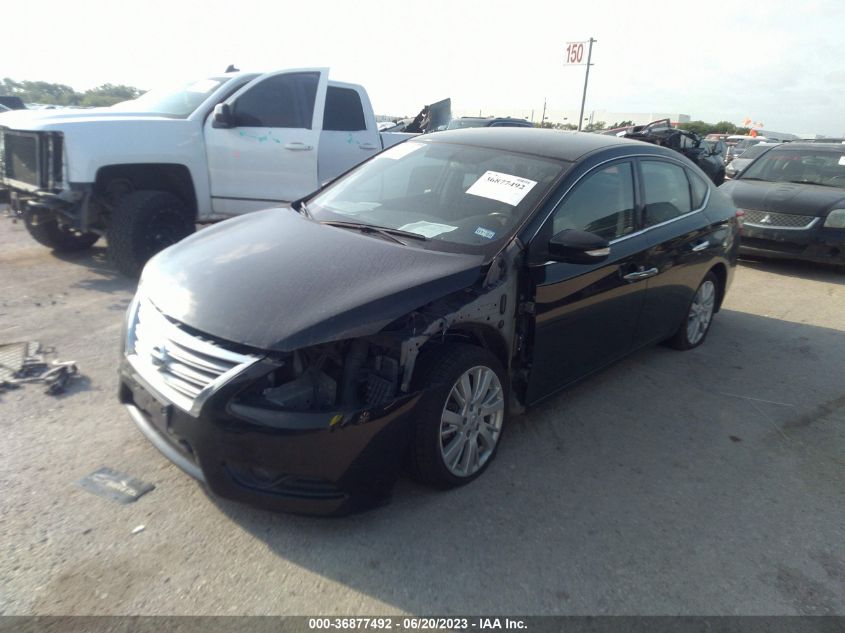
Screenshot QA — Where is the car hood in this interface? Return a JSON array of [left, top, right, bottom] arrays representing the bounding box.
[[0, 107, 183, 131], [141, 208, 486, 352], [719, 179, 845, 216]]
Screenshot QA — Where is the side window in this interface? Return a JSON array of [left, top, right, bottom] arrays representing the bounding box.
[[641, 160, 692, 227], [688, 170, 708, 209], [324, 87, 366, 131], [233, 72, 318, 129], [552, 162, 636, 241]]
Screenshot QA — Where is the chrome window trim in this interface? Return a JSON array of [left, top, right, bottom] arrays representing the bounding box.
[[531, 153, 711, 250]]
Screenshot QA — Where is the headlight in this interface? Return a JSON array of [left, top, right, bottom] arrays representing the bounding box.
[[823, 209, 845, 228], [124, 289, 142, 354]]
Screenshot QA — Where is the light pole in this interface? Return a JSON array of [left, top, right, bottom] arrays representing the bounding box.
[[577, 37, 596, 132]]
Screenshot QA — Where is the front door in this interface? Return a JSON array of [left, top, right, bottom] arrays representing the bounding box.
[[526, 160, 650, 403], [204, 68, 328, 216]]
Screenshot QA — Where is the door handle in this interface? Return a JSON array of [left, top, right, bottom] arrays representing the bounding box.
[[283, 142, 313, 151], [623, 267, 659, 281], [691, 240, 710, 252], [358, 143, 379, 150]]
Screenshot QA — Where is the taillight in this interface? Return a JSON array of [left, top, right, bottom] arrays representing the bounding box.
[[735, 208, 745, 233]]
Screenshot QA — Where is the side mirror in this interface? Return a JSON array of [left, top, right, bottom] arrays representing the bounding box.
[[548, 229, 610, 264], [212, 103, 234, 129]]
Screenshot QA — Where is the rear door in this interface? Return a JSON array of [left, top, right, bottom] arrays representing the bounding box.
[[318, 85, 380, 185], [204, 68, 328, 216], [633, 159, 717, 344], [526, 160, 651, 403]]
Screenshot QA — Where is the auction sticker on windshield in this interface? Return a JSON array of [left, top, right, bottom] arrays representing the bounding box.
[[466, 171, 537, 206], [399, 221, 458, 238]]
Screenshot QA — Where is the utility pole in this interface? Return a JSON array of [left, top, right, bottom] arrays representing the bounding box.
[[541, 98, 547, 128], [577, 37, 596, 132]]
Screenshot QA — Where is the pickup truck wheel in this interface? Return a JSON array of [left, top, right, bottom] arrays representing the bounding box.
[[107, 190, 194, 277], [23, 209, 100, 252]]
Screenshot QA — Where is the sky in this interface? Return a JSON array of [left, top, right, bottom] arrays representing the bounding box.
[[4, 0, 844, 136]]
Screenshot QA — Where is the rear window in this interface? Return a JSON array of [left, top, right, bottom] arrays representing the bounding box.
[[324, 87, 366, 131]]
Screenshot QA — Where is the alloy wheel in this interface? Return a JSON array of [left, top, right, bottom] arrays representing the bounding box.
[[687, 280, 716, 345], [439, 365, 505, 477]]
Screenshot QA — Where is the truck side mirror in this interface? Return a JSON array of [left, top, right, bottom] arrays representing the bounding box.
[[212, 103, 234, 129]]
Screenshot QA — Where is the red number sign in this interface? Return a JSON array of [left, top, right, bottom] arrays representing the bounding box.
[[565, 42, 585, 65]]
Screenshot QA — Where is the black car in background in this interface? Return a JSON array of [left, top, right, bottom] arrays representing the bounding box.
[[720, 142, 845, 265], [120, 129, 739, 514], [447, 116, 534, 129], [620, 120, 727, 185]]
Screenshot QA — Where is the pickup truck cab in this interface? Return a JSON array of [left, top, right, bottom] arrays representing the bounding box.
[[0, 68, 424, 275]]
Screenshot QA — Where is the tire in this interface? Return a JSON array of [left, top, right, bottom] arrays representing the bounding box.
[[23, 209, 99, 252], [668, 271, 719, 350], [107, 190, 194, 278], [409, 344, 508, 489]]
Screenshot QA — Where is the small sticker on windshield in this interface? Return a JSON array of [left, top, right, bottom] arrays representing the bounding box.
[[398, 221, 458, 238], [474, 227, 496, 239], [838, 156, 845, 166], [380, 142, 424, 160], [466, 171, 537, 206]]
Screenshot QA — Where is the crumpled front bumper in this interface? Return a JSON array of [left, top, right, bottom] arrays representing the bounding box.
[[118, 358, 422, 516]]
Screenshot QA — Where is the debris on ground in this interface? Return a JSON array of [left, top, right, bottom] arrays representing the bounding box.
[[77, 467, 155, 504], [0, 340, 80, 395], [131, 525, 146, 535]]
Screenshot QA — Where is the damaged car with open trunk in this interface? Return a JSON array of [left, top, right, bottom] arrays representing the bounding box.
[[119, 128, 740, 515]]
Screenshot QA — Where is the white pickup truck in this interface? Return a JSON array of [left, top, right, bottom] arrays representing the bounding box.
[[0, 68, 449, 275]]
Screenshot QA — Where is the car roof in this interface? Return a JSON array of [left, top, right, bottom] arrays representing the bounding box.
[[770, 142, 845, 151], [423, 128, 656, 162]]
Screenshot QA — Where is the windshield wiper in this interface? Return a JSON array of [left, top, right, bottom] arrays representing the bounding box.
[[319, 220, 429, 243], [787, 180, 835, 187]]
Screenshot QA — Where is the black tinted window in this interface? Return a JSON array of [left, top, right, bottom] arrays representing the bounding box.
[[553, 162, 636, 240], [689, 170, 708, 209], [641, 160, 692, 226], [324, 87, 366, 131], [234, 72, 318, 128]]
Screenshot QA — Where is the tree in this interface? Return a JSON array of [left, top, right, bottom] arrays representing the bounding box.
[[583, 121, 606, 132], [80, 84, 143, 107], [609, 120, 634, 129]]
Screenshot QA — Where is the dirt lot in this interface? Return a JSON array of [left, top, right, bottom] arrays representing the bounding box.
[[1, 217, 844, 615]]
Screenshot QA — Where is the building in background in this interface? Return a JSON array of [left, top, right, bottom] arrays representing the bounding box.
[[451, 108, 691, 128]]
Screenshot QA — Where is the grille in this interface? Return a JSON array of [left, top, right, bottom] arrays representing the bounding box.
[[127, 297, 261, 414], [4, 132, 39, 186], [742, 208, 819, 229]]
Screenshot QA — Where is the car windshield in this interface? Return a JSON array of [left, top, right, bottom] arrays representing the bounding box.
[[309, 140, 566, 253], [740, 147, 845, 186], [733, 139, 762, 152], [110, 76, 230, 117], [446, 119, 491, 129], [737, 144, 777, 161]]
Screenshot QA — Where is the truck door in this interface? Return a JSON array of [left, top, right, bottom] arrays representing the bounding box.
[[318, 85, 380, 185], [204, 68, 328, 216]]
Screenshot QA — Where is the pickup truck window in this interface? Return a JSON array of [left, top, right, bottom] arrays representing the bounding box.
[[233, 72, 319, 129], [324, 87, 366, 131]]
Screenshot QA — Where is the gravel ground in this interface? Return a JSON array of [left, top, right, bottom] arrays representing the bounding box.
[[1, 217, 843, 615]]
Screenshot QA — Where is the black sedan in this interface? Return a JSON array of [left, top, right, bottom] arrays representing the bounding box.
[[119, 129, 740, 515], [720, 142, 845, 265]]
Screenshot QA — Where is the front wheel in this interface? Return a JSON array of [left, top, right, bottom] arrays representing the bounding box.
[[23, 209, 99, 252], [107, 190, 194, 278], [410, 344, 508, 488], [668, 272, 719, 350]]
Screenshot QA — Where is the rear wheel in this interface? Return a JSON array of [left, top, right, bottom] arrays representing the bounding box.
[[668, 272, 719, 350], [23, 209, 99, 251], [107, 190, 194, 277], [409, 344, 507, 488]]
